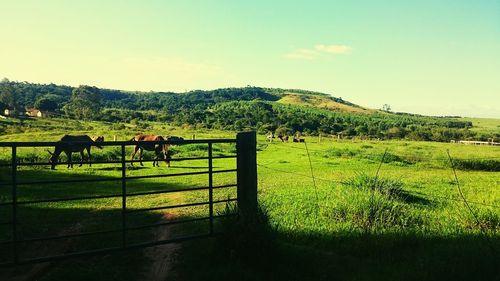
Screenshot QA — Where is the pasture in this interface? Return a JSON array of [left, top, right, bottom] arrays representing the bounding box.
[[0, 117, 499, 280]]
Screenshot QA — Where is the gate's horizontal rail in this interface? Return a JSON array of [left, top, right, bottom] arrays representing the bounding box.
[[125, 169, 237, 181], [0, 177, 119, 187], [0, 139, 236, 147], [0, 155, 236, 167], [0, 214, 237, 246], [126, 198, 237, 214], [125, 213, 237, 232], [0, 193, 121, 206], [0, 232, 219, 267], [0, 169, 237, 186], [0, 227, 121, 246], [0, 184, 237, 206], [126, 184, 236, 197]]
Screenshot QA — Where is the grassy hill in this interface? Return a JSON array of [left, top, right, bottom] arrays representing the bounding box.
[[276, 92, 375, 113], [264, 87, 375, 113], [461, 117, 500, 137]]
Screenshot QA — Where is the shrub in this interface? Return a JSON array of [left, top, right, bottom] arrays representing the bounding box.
[[382, 152, 415, 165], [343, 173, 405, 200], [322, 147, 360, 158], [332, 190, 423, 231], [451, 159, 500, 172]]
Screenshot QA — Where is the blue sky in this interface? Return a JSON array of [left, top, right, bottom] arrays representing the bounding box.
[[1, 0, 499, 117]]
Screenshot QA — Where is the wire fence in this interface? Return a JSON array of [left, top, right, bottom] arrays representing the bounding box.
[[257, 139, 500, 258], [256, 141, 500, 210], [262, 142, 500, 161]]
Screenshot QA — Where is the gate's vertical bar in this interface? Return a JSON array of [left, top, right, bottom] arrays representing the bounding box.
[[121, 144, 127, 248], [11, 145, 18, 263], [236, 132, 258, 222], [208, 142, 214, 235]]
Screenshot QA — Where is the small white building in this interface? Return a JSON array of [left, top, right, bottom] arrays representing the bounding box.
[[25, 108, 43, 118], [4, 108, 25, 117]]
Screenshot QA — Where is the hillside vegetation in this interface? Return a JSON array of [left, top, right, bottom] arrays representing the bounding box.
[[273, 88, 374, 114], [1, 80, 497, 142]]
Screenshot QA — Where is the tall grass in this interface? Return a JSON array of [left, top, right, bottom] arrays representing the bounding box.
[[339, 173, 424, 231], [451, 159, 500, 172], [343, 173, 405, 200]]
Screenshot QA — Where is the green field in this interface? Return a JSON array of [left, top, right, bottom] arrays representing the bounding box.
[[462, 117, 500, 137], [0, 118, 499, 280]]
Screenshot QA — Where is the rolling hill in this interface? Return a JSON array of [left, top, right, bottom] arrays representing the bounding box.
[[1, 80, 495, 142]]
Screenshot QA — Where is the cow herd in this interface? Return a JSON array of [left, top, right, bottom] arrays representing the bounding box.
[[266, 132, 304, 143], [47, 134, 184, 170]]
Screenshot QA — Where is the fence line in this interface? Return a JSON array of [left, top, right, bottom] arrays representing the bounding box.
[[257, 162, 500, 210], [259, 143, 500, 261], [258, 141, 500, 161]]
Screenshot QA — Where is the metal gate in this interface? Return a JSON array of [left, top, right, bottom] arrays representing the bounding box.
[[0, 132, 257, 266]]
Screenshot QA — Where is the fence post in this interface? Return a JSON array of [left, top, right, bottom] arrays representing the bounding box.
[[121, 144, 127, 248], [11, 145, 18, 263], [208, 142, 214, 235], [236, 131, 258, 221]]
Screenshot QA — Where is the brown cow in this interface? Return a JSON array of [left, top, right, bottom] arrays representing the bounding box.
[[130, 134, 170, 167], [277, 134, 289, 142], [48, 135, 104, 170], [293, 136, 305, 143]]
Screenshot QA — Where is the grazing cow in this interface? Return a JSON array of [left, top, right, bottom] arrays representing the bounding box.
[[277, 134, 289, 142], [293, 136, 305, 143], [166, 136, 185, 142], [266, 132, 274, 143], [130, 134, 170, 167], [48, 135, 104, 170]]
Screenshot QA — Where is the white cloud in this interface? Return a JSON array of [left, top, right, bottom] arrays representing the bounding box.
[[284, 49, 318, 60], [284, 44, 352, 60], [315, 44, 352, 54]]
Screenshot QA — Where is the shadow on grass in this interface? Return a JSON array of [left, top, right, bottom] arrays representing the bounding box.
[[0, 194, 213, 281], [175, 212, 500, 281], [171, 165, 213, 170], [95, 166, 150, 171], [398, 191, 435, 206], [0, 167, 208, 204], [0, 168, 215, 281]]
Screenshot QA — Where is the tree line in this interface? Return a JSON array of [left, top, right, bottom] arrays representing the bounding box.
[[1, 80, 487, 142]]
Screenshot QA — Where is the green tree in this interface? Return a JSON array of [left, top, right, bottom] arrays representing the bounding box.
[[63, 85, 102, 120], [0, 81, 17, 109], [0, 99, 7, 112], [381, 104, 392, 112], [34, 94, 61, 112]]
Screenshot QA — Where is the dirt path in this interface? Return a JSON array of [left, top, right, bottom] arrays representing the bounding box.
[[0, 221, 86, 281], [0, 212, 182, 281], [142, 212, 182, 281]]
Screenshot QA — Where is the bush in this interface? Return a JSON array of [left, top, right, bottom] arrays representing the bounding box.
[[451, 159, 500, 172], [322, 147, 360, 158], [343, 173, 405, 200], [382, 152, 415, 165]]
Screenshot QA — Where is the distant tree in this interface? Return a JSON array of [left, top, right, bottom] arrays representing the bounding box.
[[63, 85, 102, 120], [34, 95, 60, 112], [275, 125, 292, 136], [0, 82, 18, 109], [0, 100, 7, 114], [381, 104, 392, 112]]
